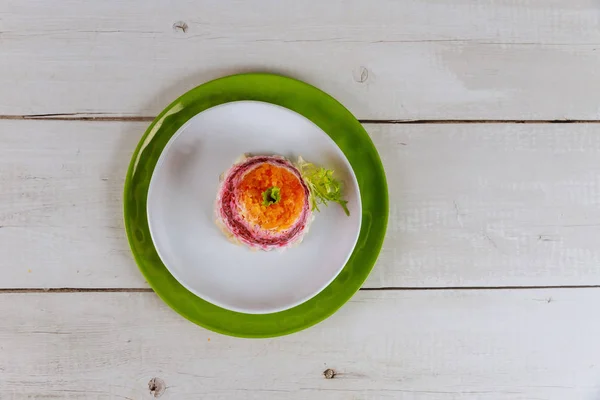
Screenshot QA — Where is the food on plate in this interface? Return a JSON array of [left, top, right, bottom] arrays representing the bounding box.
[[215, 154, 349, 250]]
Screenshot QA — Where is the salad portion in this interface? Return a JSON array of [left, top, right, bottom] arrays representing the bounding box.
[[215, 154, 349, 251]]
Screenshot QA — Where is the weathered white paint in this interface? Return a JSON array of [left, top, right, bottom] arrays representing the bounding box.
[[1, 120, 599, 289], [1, 0, 600, 119], [372, 123, 600, 288], [0, 290, 599, 399]]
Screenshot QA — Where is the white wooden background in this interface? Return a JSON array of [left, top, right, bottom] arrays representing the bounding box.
[[2, 1, 600, 399]]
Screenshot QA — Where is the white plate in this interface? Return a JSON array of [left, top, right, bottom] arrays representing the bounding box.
[[147, 101, 362, 314]]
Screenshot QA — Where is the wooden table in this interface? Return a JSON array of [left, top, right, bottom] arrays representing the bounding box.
[[2, 1, 600, 398]]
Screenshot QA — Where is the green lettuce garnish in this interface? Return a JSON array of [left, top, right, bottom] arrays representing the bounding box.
[[297, 157, 350, 216], [262, 186, 281, 206]]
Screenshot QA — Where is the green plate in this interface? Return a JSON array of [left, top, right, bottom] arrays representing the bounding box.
[[124, 73, 388, 338]]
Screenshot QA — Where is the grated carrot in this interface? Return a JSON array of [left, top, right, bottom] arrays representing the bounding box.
[[237, 163, 305, 231]]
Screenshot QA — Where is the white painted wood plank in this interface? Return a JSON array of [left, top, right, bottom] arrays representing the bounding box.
[[1, 120, 600, 288], [0, 121, 143, 288], [1, 289, 599, 399], [2, 0, 600, 119], [372, 123, 600, 287]]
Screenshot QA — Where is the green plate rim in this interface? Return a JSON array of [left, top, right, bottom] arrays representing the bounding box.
[[123, 73, 388, 338]]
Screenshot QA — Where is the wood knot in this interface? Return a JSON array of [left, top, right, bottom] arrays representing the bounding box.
[[172, 21, 189, 33], [148, 377, 166, 398], [353, 66, 369, 83], [323, 368, 336, 379]]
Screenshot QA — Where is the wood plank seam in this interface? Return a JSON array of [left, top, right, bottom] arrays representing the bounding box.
[[3, 286, 600, 294], [3, 115, 600, 124]]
